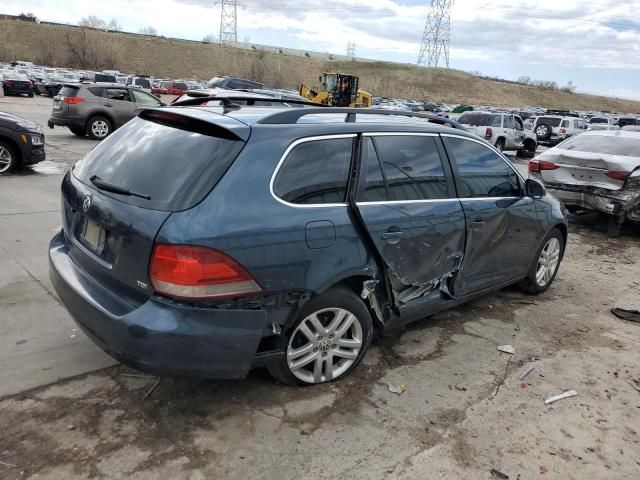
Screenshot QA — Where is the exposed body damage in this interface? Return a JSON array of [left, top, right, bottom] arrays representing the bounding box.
[[530, 131, 640, 226]]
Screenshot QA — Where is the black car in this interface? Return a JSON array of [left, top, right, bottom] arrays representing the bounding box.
[[2, 74, 34, 97], [34, 76, 66, 98], [49, 105, 567, 385], [0, 112, 46, 174], [206, 75, 274, 90]]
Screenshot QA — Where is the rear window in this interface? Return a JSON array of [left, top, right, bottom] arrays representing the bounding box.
[[589, 118, 608, 124], [73, 117, 245, 211], [135, 78, 151, 88], [458, 113, 493, 126], [537, 117, 562, 127], [95, 74, 116, 83], [559, 135, 640, 157], [59, 86, 78, 97]]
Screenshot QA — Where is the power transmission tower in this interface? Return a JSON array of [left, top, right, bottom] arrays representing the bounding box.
[[346, 42, 356, 60], [217, 0, 238, 43], [417, 0, 453, 68]]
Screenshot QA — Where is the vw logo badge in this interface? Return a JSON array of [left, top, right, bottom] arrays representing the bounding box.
[[82, 195, 92, 213]]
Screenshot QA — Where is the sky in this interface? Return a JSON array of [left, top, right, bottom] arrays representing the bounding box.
[[4, 0, 640, 99]]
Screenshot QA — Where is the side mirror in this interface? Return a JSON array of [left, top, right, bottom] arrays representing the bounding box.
[[525, 178, 545, 198]]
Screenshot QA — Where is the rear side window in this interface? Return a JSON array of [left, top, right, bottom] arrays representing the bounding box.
[[538, 117, 562, 127], [561, 120, 570, 128], [503, 116, 514, 128], [560, 135, 640, 157], [446, 137, 520, 198], [73, 117, 245, 211], [87, 87, 105, 98], [59, 86, 78, 97], [273, 137, 353, 205], [367, 135, 449, 201]]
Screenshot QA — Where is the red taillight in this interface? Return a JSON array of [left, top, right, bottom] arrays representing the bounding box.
[[529, 160, 558, 172], [559, 128, 567, 134], [485, 127, 493, 139], [26, 81, 32, 87], [606, 171, 629, 181], [63, 96, 86, 104], [149, 244, 261, 300]]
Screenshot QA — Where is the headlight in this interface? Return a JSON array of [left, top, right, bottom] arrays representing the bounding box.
[[31, 134, 44, 145]]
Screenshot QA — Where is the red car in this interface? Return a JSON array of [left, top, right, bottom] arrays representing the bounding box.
[[151, 80, 188, 96]]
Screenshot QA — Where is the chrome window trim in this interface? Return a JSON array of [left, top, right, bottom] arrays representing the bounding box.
[[362, 132, 439, 137], [357, 196, 520, 207], [439, 133, 527, 184], [270, 134, 356, 209]]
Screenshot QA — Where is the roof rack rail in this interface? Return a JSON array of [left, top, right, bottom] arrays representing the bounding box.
[[256, 107, 466, 130], [171, 95, 321, 110]]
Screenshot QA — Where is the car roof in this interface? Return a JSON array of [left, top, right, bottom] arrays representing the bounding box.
[[579, 130, 640, 139], [155, 105, 477, 139]]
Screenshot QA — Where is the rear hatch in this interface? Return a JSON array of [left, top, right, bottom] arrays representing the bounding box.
[[61, 109, 249, 306], [537, 134, 640, 190], [52, 85, 80, 115]]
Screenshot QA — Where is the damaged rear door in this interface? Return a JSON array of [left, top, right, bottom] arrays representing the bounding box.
[[355, 133, 466, 306]]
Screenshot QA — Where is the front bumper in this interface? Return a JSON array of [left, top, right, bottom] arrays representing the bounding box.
[[16, 133, 46, 165], [49, 231, 269, 379]]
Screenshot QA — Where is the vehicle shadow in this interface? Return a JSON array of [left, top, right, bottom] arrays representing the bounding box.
[[569, 212, 640, 239]]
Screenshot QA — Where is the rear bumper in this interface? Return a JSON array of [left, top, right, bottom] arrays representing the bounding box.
[[3, 86, 32, 95], [49, 231, 269, 379], [48, 115, 86, 130], [534, 174, 640, 221]]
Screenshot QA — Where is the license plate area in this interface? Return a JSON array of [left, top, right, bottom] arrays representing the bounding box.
[[53, 100, 61, 110], [78, 217, 106, 254]]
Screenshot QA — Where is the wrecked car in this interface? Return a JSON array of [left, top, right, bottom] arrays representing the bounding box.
[[529, 130, 640, 236], [49, 104, 568, 385]]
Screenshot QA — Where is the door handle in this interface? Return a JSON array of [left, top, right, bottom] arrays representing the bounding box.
[[380, 229, 403, 242], [471, 218, 485, 228], [104, 103, 113, 107]]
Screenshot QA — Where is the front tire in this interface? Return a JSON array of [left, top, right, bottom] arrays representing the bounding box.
[[518, 228, 564, 294], [69, 126, 86, 137], [0, 140, 18, 175], [268, 288, 373, 386]]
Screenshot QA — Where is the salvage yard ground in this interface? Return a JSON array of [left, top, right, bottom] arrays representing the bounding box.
[[1, 94, 640, 480]]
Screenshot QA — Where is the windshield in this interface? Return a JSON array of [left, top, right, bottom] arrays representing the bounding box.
[[73, 117, 245, 211], [559, 134, 640, 157], [589, 118, 608, 124]]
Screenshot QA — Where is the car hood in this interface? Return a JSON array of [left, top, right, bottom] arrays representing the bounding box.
[[0, 111, 42, 133]]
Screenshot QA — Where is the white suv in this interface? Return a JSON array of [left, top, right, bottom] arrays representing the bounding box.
[[587, 116, 618, 131], [533, 115, 586, 145], [457, 111, 537, 157]]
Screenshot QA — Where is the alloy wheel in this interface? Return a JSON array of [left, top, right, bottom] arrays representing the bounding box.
[[0, 145, 13, 173], [287, 308, 363, 384], [536, 237, 561, 287], [91, 120, 109, 138]]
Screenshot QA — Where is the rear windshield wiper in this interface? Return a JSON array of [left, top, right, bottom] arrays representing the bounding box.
[[90, 175, 151, 200]]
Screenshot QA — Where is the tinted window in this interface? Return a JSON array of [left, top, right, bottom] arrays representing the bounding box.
[[589, 117, 608, 124], [372, 135, 449, 201], [59, 86, 79, 97], [362, 138, 388, 202], [135, 78, 151, 88], [458, 112, 492, 126], [560, 135, 640, 157], [87, 87, 105, 98], [503, 116, 514, 128], [174, 82, 188, 90], [447, 137, 520, 198], [227, 79, 249, 89], [131, 89, 160, 106], [105, 88, 130, 101], [73, 117, 245, 211], [274, 138, 352, 205], [537, 117, 562, 127]]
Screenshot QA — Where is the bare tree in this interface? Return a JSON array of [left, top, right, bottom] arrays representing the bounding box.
[[79, 15, 107, 29], [64, 30, 98, 69], [139, 26, 158, 36], [517, 75, 531, 85], [562, 80, 577, 93], [202, 33, 217, 43], [107, 18, 122, 31]]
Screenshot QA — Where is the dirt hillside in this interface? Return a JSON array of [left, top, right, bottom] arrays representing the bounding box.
[[2, 19, 639, 112]]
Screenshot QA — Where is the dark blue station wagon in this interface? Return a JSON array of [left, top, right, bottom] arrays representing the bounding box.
[[49, 105, 568, 385]]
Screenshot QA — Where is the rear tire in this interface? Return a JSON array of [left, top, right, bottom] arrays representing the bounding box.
[[606, 216, 623, 237], [0, 140, 18, 175], [495, 138, 505, 152], [86, 116, 112, 140], [268, 287, 373, 386], [518, 227, 564, 295], [69, 126, 86, 137], [28, 92, 34, 98]]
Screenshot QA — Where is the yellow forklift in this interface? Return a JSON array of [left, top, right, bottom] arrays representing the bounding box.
[[300, 73, 372, 108]]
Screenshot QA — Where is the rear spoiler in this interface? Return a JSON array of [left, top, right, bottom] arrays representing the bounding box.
[[138, 108, 250, 141]]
